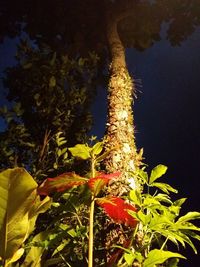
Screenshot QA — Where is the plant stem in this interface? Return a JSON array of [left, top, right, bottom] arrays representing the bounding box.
[[88, 155, 96, 267], [160, 236, 169, 251], [88, 197, 95, 267]]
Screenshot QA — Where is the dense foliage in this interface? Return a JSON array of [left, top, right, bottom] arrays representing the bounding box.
[[0, 40, 101, 179], [1, 1, 200, 266], [0, 144, 200, 267]]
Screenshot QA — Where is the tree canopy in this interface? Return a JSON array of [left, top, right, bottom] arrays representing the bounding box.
[[1, 0, 200, 176], [1, 0, 200, 52]]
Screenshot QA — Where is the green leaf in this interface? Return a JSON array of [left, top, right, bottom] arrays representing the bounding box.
[[177, 212, 200, 223], [173, 198, 187, 207], [173, 231, 198, 253], [176, 222, 200, 232], [154, 193, 172, 204], [95, 146, 117, 162], [132, 210, 151, 225], [149, 214, 172, 230], [183, 230, 200, 243], [6, 248, 25, 266], [21, 231, 49, 267], [137, 168, 148, 184], [78, 57, 85, 66], [50, 52, 57, 66], [167, 258, 180, 267], [124, 251, 135, 265], [49, 76, 56, 87], [91, 142, 103, 156], [143, 195, 161, 207], [149, 165, 168, 184], [129, 190, 142, 206], [68, 144, 91, 160], [95, 150, 111, 162], [34, 93, 40, 100], [52, 239, 69, 256], [0, 168, 38, 263], [150, 182, 178, 194], [143, 249, 186, 267], [28, 196, 52, 235]]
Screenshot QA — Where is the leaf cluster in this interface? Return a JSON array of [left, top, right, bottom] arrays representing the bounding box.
[[118, 165, 200, 266], [0, 40, 100, 178]]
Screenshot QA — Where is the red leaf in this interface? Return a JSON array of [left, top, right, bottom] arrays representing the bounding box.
[[88, 172, 120, 196], [94, 172, 121, 180], [37, 172, 87, 195], [96, 196, 138, 227]]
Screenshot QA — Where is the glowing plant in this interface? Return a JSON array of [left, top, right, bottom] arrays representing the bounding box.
[[37, 142, 138, 266]]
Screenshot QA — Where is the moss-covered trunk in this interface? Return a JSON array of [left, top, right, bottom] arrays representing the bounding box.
[[104, 6, 141, 195]]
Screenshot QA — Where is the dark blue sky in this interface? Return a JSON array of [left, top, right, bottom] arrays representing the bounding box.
[[1, 28, 200, 265]]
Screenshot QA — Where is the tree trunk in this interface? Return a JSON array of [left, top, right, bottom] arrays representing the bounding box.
[[104, 3, 142, 195]]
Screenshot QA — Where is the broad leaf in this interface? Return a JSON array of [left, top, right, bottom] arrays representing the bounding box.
[[149, 165, 168, 184], [129, 190, 142, 206], [37, 172, 88, 195], [96, 197, 138, 227], [91, 142, 103, 156], [28, 196, 52, 235], [21, 231, 49, 267], [68, 144, 91, 160], [149, 215, 173, 230], [0, 168, 38, 264], [124, 252, 135, 265], [95, 146, 118, 163], [137, 168, 148, 184], [173, 198, 187, 207], [143, 195, 161, 207], [150, 182, 178, 194], [173, 231, 198, 254], [154, 193, 172, 204], [143, 249, 185, 267], [6, 248, 25, 266], [175, 221, 200, 232], [177, 212, 200, 223], [182, 230, 200, 243]]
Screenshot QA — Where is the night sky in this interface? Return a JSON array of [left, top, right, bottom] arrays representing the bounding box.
[[1, 26, 200, 266]]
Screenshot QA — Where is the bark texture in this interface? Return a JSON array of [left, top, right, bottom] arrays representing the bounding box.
[[104, 3, 142, 195]]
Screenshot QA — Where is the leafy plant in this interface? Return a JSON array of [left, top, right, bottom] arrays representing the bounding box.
[[36, 144, 200, 267], [35, 142, 137, 266], [0, 168, 51, 267], [0, 40, 100, 180], [1, 146, 200, 267], [115, 164, 200, 267]]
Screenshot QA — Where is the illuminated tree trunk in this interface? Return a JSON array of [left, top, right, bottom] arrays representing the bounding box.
[[104, 4, 142, 195]]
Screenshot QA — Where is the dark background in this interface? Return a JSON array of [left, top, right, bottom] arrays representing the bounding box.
[[1, 28, 200, 266]]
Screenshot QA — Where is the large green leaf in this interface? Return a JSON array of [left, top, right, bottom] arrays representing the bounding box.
[[68, 144, 91, 160], [0, 168, 38, 264], [143, 249, 185, 267], [91, 142, 103, 156], [177, 212, 200, 223], [21, 231, 49, 267], [149, 165, 168, 184], [27, 195, 52, 236], [150, 182, 178, 194]]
